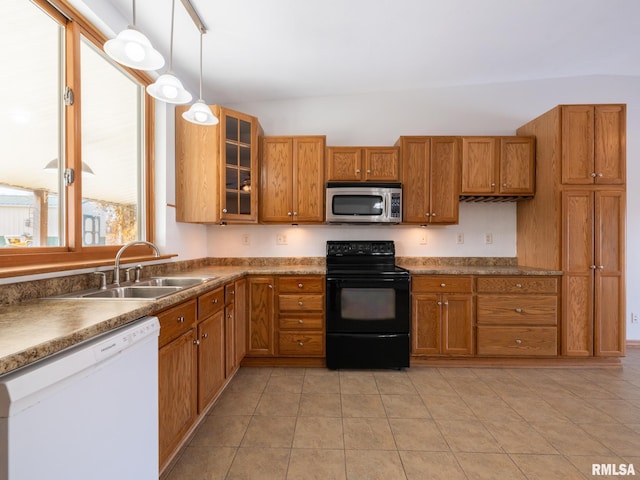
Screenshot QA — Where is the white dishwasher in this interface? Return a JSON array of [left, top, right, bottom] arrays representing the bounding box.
[[0, 316, 160, 480]]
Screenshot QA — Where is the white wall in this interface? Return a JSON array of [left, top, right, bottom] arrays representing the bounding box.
[[204, 75, 639, 339]]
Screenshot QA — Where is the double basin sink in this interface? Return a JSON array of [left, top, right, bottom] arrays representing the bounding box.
[[51, 277, 214, 300]]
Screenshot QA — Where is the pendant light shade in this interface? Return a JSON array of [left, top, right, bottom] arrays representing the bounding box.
[[182, 32, 218, 125], [147, 0, 191, 104], [148, 72, 192, 104], [104, 0, 164, 71]]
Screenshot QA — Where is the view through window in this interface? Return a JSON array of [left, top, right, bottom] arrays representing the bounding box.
[[0, 0, 147, 253]]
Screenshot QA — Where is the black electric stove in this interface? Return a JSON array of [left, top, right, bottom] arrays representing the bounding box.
[[325, 241, 410, 369]]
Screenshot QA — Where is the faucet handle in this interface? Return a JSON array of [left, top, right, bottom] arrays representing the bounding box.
[[93, 271, 107, 290], [134, 265, 143, 283]]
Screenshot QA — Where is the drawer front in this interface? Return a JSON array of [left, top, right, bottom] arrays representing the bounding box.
[[225, 283, 235, 305], [158, 300, 197, 347], [476, 276, 558, 294], [278, 332, 324, 356], [198, 287, 225, 320], [278, 294, 324, 313], [412, 276, 473, 293], [279, 315, 325, 330], [477, 326, 557, 356], [477, 295, 558, 325], [279, 276, 324, 293]]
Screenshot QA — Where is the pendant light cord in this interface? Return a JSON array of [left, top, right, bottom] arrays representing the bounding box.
[[168, 0, 176, 72], [198, 32, 204, 100], [132, 0, 136, 25]]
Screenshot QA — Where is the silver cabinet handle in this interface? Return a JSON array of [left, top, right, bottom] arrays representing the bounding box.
[[355, 169, 361, 174], [515, 308, 523, 313], [590, 265, 597, 270], [591, 172, 597, 178], [437, 301, 442, 305], [298, 301, 303, 306], [440, 283, 446, 287], [298, 341, 304, 347], [598, 265, 604, 270], [298, 319, 304, 324], [194, 339, 200, 346], [178, 316, 185, 323], [515, 339, 522, 345], [491, 183, 496, 187], [515, 283, 522, 288], [212, 298, 218, 304], [222, 208, 228, 213], [201, 333, 208, 339], [366, 169, 371, 174], [298, 283, 304, 288], [431, 213, 437, 217], [268, 284, 273, 289], [425, 213, 431, 217]]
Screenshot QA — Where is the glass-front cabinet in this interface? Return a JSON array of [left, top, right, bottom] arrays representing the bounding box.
[[175, 106, 262, 224]]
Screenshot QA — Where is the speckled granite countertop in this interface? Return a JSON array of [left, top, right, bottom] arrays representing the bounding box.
[[0, 265, 323, 376], [0, 260, 560, 376]]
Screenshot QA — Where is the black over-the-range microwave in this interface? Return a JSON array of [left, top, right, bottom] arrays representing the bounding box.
[[325, 182, 402, 224]]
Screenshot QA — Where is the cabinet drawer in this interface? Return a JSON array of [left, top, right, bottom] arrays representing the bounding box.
[[279, 315, 324, 330], [477, 326, 557, 356], [158, 300, 197, 347], [477, 295, 558, 325], [476, 276, 558, 294], [412, 276, 473, 293], [279, 276, 324, 293], [198, 287, 225, 320], [278, 294, 324, 313], [278, 332, 324, 356]]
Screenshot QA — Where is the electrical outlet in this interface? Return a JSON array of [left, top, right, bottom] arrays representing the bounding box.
[[241, 234, 250, 245], [419, 231, 427, 245], [484, 233, 493, 244], [632, 312, 640, 324], [456, 233, 464, 244], [276, 234, 288, 245]]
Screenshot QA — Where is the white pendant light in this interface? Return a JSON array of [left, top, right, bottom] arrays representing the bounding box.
[[147, 0, 192, 104], [104, 0, 164, 71], [182, 32, 218, 125]]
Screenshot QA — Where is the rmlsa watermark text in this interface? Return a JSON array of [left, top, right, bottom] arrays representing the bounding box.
[[592, 464, 636, 476]]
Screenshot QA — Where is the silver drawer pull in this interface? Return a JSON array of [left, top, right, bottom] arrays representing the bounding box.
[[178, 316, 185, 323], [298, 283, 304, 288], [515, 339, 522, 345], [298, 341, 304, 347], [201, 333, 208, 339], [440, 283, 446, 287], [298, 301, 303, 306], [212, 298, 218, 304], [298, 319, 304, 324], [515, 283, 522, 288], [515, 308, 523, 313]]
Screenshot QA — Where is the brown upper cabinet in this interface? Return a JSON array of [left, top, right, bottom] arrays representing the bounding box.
[[461, 136, 535, 196], [326, 146, 400, 181], [397, 136, 459, 224], [175, 106, 263, 224], [561, 105, 626, 185], [260, 136, 326, 223]]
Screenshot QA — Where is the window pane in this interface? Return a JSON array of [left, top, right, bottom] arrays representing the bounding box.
[[80, 37, 143, 246], [0, 0, 63, 248]]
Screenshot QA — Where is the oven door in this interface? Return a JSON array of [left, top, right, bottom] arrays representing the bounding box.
[[326, 275, 410, 333]]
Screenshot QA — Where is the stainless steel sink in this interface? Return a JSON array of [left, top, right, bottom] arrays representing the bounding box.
[[134, 277, 212, 288], [82, 286, 182, 299], [46, 276, 214, 300]]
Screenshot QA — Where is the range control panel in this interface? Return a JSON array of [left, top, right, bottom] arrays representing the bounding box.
[[326, 241, 395, 257]]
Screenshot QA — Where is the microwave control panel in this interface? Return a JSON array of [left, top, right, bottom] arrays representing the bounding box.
[[390, 193, 401, 219]]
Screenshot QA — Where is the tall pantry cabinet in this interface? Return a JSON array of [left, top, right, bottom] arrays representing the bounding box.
[[516, 104, 626, 357]]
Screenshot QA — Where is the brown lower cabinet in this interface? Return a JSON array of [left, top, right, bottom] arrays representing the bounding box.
[[411, 275, 474, 356], [157, 278, 247, 473], [245, 274, 326, 361]]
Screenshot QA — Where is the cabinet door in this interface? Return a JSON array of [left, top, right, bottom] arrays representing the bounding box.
[[499, 137, 535, 194], [293, 137, 326, 222], [247, 276, 275, 356], [562, 190, 594, 356], [429, 137, 459, 224], [364, 147, 400, 181], [197, 310, 225, 412], [399, 137, 430, 223], [594, 105, 625, 185], [260, 137, 294, 222], [594, 190, 625, 356], [326, 147, 362, 181], [442, 294, 474, 355], [562, 105, 595, 185], [234, 278, 247, 366], [221, 109, 258, 222], [225, 303, 236, 377], [461, 137, 497, 194], [412, 293, 440, 354], [159, 329, 197, 467]]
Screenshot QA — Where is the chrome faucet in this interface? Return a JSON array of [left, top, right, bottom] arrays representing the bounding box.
[[113, 241, 160, 286]]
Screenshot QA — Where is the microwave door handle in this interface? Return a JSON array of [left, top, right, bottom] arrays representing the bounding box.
[[384, 193, 389, 218]]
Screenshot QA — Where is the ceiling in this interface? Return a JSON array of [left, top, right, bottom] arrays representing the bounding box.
[[81, 0, 640, 105]]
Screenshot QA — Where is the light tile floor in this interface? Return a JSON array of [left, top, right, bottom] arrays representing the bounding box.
[[164, 349, 640, 479]]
